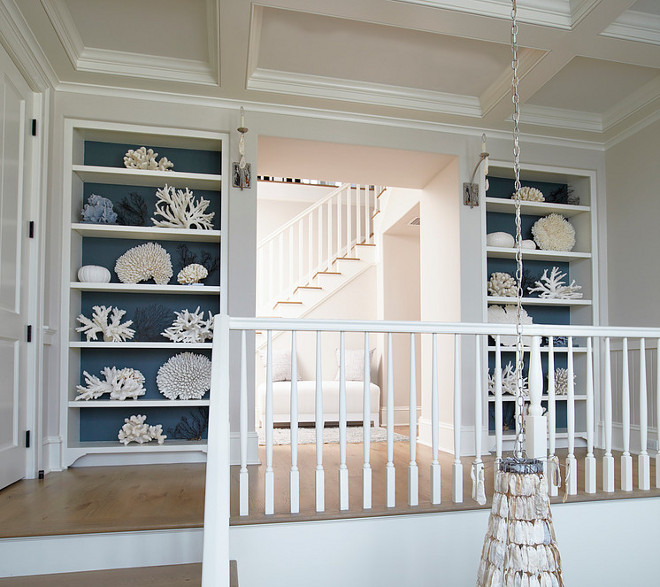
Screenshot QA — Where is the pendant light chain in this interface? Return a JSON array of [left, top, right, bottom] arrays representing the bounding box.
[[511, 0, 525, 460]]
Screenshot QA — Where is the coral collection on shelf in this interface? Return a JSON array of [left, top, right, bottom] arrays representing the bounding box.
[[75, 366, 146, 401], [487, 304, 533, 346], [76, 305, 135, 342], [531, 214, 575, 252], [553, 367, 575, 396], [488, 272, 517, 297], [488, 362, 529, 398], [161, 307, 214, 343], [157, 352, 212, 400], [115, 192, 149, 226], [527, 266, 583, 299], [152, 185, 215, 230], [132, 303, 172, 342], [81, 194, 117, 224], [123, 147, 174, 172], [118, 414, 167, 445], [512, 186, 544, 202], [168, 407, 209, 441], [115, 241, 173, 285], [177, 263, 208, 285]]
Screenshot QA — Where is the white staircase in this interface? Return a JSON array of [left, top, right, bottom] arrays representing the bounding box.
[[257, 183, 385, 319]]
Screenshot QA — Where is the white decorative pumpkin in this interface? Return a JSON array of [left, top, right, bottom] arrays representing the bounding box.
[[78, 265, 111, 283], [486, 232, 515, 248]]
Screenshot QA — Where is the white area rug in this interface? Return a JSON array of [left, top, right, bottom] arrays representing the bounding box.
[[257, 426, 408, 446]]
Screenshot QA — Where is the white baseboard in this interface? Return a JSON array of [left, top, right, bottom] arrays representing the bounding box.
[[418, 418, 479, 456], [230, 431, 261, 465], [379, 406, 421, 427], [42, 436, 63, 473]]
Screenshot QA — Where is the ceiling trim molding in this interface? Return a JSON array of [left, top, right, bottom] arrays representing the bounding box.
[[601, 10, 660, 46], [520, 105, 603, 133], [205, 0, 220, 84], [602, 77, 660, 131], [390, 0, 572, 29], [605, 108, 660, 150], [0, 0, 58, 90], [41, 0, 218, 86], [247, 68, 483, 118]]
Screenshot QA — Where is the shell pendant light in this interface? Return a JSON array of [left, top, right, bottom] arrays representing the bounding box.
[[476, 2, 565, 586]]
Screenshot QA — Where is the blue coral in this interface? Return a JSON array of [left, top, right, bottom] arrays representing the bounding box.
[[81, 194, 117, 224]]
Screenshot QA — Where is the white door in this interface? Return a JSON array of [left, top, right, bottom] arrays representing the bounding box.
[[0, 46, 33, 490]]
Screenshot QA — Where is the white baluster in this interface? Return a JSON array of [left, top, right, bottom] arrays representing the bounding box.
[[308, 212, 313, 283], [356, 185, 362, 246], [548, 337, 558, 497], [265, 331, 274, 514], [408, 333, 418, 507], [278, 233, 284, 302], [386, 332, 395, 507], [346, 184, 352, 257], [494, 336, 503, 474], [656, 338, 660, 489], [585, 338, 596, 493], [603, 337, 615, 492], [337, 188, 342, 261], [621, 337, 633, 491], [472, 336, 485, 505], [526, 336, 546, 459], [315, 331, 324, 512], [339, 332, 349, 510], [239, 330, 249, 516], [639, 338, 650, 490], [327, 201, 333, 271], [451, 334, 461, 504], [317, 207, 323, 274], [290, 331, 300, 513], [566, 336, 577, 495], [431, 333, 441, 504], [268, 242, 274, 306], [364, 186, 370, 243], [288, 225, 294, 294], [363, 331, 372, 510], [298, 220, 303, 288]]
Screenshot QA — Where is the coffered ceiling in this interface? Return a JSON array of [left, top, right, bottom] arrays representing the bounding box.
[[4, 0, 660, 144]]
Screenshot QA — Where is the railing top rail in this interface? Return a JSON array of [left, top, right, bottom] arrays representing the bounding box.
[[221, 316, 660, 338], [257, 182, 352, 249]]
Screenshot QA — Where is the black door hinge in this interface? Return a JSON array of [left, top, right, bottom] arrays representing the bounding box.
[[31, 119, 37, 136], [27, 325, 32, 342], [25, 430, 30, 448], [28, 221, 35, 238]]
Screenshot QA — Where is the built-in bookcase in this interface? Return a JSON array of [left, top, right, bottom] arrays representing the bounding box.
[[482, 163, 598, 446], [61, 120, 228, 467]]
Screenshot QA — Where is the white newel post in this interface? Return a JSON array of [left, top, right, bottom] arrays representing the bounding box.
[[525, 336, 546, 459]]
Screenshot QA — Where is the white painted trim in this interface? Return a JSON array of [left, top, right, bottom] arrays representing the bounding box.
[[602, 77, 660, 132], [418, 418, 480, 456], [390, 0, 572, 29], [231, 431, 260, 465], [39, 0, 84, 69], [379, 405, 421, 427], [521, 105, 603, 133], [602, 10, 660, 46], [42, 436, 63, 473], [605, 108, 660, 150], [0, 528, 203, 577], [248, 68, 482, 118]]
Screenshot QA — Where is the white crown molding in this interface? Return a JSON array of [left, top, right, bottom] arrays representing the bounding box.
[[604, 105, 660, 151], [602, 77, 660, 132], [570, 0, 601, 28], [390, 0, 572, 29], [0, 0, 58, 90], [41, 0, 219, 86], [520, 104, 603, 133], [248, 68, 482, 118], [601, 10, 660, 46]]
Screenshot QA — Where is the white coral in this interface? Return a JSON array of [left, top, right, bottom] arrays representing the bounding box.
[[157, 352, 212, 400], [513, 186, 544, 202], [75, 367, 146, 401], [161, 307, 214, 343], [118, 414, 167, 445], [177, 263, 208, 285], [76, 305, 135, 342], [487, 304, 533, 346], [115, 242, 173, 285], [488, 362, 529, 398], [123, 147, 173, 172], [553, 368, 575, 396], [531, 214, 575, 252], [527, 266, 583, 299], [151, 184, 214, 230], [488, 272, 517, 297]]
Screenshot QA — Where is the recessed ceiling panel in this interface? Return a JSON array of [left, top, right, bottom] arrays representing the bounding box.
[[528, 57, 659, 113], [257, 8, 513, 96], [630, 0, 660, 16]]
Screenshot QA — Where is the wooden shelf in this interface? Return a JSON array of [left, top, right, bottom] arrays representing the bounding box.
[[487, 395, 587, 402], [485, 197, 590, 218], [69, 399, 210, 408], [70, 282, 220, 294], [70, 342, 213, 349], [486, 246, 591, 261], [72, 164, 221, 190], [487, 296, 592, 306], [72, 223, 221, 242], [66, 440, 208, 452]]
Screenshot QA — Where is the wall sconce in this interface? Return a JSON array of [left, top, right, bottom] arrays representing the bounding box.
[[232, 107, 251, 190], [463, 133, 489, 208]]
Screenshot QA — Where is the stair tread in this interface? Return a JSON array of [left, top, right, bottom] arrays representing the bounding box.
[[356, 242, 376, 247], [275, 300, 303, 305], [335, 257, 361, 261], [295, 286, 323, 292], [314, 271, 342, 276]]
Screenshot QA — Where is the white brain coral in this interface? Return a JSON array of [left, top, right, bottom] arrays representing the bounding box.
[[156, 352, 212, 400], [531, 214, 575, 252], [115, 242, 173, 285], [513, 186, 544, 202], [177, 263, 208, 285], [488, 272, 517, 297]]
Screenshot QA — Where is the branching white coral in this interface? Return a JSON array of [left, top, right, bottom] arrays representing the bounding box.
[[76, 305, 135, 342], [75, 367, 146, 401], [488, 272, 517, 297], [527, 266, 583, 299], [512, 186, 544, 202], [115, 242, 173, 285], [487, 304, 533, 346], [123, 147, 173, 172], [177, 263, 208, 285], [553, 368, 575, 396], [161, 307, 214, 343], [531, 213, 575, 252], [151, 184, 214, 230], [118, 414, 167, 445], [488, 362, 529, 398], [157, 352, 212, 400]]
